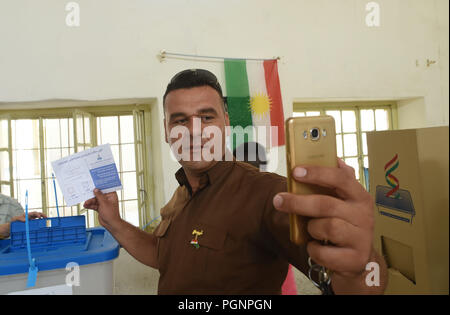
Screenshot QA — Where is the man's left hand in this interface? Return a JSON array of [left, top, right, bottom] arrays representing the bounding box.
[[273, 158, 375, 280]]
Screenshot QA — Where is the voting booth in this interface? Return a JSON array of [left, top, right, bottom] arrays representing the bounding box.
[[0, 216, 120, 295], [367, 126, 449, 294]]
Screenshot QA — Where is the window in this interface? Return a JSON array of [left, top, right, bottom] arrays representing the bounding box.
[[0, 105, 151, 229], [97, 115, 140, 228], [293, 102, 397, 188]]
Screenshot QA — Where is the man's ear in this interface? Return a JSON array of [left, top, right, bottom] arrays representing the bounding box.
[[164, 117, 169, 144], [224, 112, 231, 136]]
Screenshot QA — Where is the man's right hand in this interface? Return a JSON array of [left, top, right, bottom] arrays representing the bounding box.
[[84, 188, 158, 269], [83, 189, 122, 229]]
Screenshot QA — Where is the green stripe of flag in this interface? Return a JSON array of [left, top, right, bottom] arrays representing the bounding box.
[[224, 59, 253, 150], [224, 59, 250, 97]]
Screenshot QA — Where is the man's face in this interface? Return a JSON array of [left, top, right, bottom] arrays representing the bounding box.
[[164, 85, 230, 173]]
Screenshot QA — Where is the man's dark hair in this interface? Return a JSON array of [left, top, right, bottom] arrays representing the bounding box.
[[163, 69, 227, 112]]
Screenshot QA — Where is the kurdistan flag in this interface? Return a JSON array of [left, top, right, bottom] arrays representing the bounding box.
[[224, 59, 285, 151]]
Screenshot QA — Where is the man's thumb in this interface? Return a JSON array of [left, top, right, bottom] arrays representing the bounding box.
[[93, 188, 107, 203]]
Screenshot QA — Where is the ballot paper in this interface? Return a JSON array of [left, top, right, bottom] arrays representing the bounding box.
[[51, 144, 122, 206]]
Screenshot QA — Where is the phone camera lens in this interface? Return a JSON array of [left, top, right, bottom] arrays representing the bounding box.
[[310, 128, 320, 140]]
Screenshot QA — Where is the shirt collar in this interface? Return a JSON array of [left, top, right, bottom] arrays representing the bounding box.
[[175, 160, 235, 194]]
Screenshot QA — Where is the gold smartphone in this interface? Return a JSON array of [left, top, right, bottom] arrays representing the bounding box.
[[285, 116, 338, 245]]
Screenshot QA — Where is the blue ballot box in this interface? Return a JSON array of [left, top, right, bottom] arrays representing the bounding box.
[[0, 216, 120, 295]]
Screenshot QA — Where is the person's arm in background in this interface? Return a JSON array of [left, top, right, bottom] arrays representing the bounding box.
[[83, 189, 159, 269], [0, 223, 10, 239], [0, 212, 47, 239], [0, 194, 43, 239]]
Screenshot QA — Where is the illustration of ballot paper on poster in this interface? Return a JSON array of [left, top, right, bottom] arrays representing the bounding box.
[[375, 154, 415, 224], [51, 144, 122, 206]]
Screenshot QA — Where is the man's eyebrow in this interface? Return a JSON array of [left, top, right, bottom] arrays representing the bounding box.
[[197, 108, 219, 115], [168, 112, 187, 121], [169, 108, 219, 121]]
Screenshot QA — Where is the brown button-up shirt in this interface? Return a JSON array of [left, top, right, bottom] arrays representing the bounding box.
[[153, 160, 309, 295]]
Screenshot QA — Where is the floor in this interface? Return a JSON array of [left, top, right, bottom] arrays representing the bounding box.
[[113, 249, 322, 295]]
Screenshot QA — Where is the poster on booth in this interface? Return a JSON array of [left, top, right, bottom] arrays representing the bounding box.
[[51, 144, 122, 206], [368, 127, 449, 294]]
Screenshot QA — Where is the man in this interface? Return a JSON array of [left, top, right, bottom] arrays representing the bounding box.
[[84, 69, 387, 294], [0, 193, 46, 239], [233, 142, 297, 295]]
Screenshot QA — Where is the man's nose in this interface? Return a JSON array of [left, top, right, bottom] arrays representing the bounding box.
[[186, 117, 203, 138]]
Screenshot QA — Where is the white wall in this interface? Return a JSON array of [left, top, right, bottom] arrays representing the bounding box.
[[0, 0, 448, 204]]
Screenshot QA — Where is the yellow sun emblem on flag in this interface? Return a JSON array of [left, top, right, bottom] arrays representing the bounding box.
[[249, 93, 272, 119]]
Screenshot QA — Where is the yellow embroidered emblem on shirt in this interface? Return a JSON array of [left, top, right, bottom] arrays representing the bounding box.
[[190, 229, 203, 249]]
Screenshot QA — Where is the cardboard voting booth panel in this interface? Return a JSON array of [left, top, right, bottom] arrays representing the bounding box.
[[367, 127, 449, 294]]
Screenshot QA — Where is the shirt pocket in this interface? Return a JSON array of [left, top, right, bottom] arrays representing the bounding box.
[[195, 222, 227, 251], [194, 222, 229, 284]]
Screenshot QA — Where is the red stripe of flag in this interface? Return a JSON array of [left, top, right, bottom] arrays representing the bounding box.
[[384, 154, 398, 171], [263, 59, 285, 146]]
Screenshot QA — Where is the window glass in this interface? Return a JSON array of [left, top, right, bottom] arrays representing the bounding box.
[[0, 120, 8, 148], [342, 111, 356, 133], [120, 116, 134, 144], [306, 111, 320, 117], [0, 151, 9, 181], [326, 110, 342, 133], [2, 110, 147, 228], [360, 110, 375, 132], [375, 109, 389, 131], [293, 104, 394, 187], [98, 116, 119, 145], [343, 134, 358, 156]]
